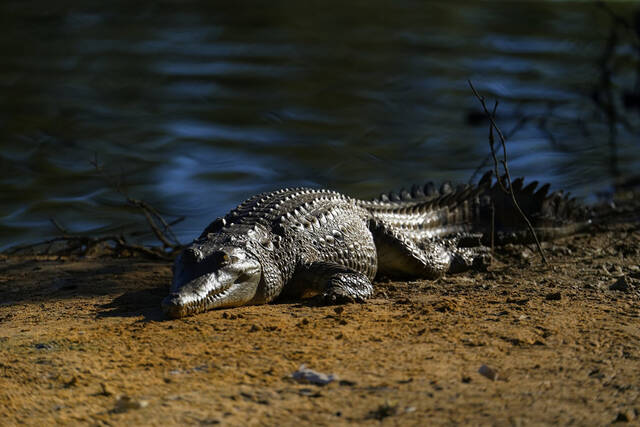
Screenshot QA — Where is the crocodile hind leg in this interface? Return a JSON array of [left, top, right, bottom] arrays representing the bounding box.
[[286, 261, 374, 304], [372, 222, 490, 279], [440, 244, 492, 273], [372, 222, 451, 279], [424, 234, 492, 273]]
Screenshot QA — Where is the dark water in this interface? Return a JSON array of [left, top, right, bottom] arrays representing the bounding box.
[[1, 1, 639, 250]]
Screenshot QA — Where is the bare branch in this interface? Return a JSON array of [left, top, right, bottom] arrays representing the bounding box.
[[468, 80, 548, 264], [6, 156, 186, 259], [89, 154, 182, 250], [6, 233, 175, 260]]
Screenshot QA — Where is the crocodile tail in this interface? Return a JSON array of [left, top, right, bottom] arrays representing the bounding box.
[[476, 171, 592, 241], [590, 200, 640, 226], [583, 174, 640, 224], [377, 179, 455, 202], [364, 171, 592, 243]]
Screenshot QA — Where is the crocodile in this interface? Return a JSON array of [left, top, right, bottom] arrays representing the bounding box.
[[162, 172, 589, 318]]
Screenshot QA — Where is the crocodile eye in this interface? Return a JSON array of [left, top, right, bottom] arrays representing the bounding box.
[[183, 248, 204, 263]]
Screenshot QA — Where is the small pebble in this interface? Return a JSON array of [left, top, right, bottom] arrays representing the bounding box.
[[610, 276, 631, 292], [113, 395, 148, 413], [368, 400, 399, 420], [291, 364, 337, 386], [478, 364, 498, 381], [545, 292, 562, 301], [614, 410, 636, 423]]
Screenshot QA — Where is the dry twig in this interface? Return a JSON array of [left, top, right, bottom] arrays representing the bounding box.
[[89, 154, 183, 250], [468, 80, 548, 263], [6, 155, 184, 259]]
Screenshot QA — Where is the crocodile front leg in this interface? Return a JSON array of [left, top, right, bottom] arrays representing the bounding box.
[[286, 261, 374, 304]]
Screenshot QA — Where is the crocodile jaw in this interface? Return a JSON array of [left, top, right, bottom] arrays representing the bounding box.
[[162, 249, 262, 319]]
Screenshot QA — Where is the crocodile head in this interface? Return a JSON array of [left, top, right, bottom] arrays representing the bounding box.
[[162, 244, 262, 318]]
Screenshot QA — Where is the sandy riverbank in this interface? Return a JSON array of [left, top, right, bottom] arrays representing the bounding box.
[[0, 223, 638, 425]]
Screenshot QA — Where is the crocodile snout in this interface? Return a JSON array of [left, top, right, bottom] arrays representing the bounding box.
[[162, 293, 188, 319]]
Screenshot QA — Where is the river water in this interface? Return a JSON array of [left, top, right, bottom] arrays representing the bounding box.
[[1, 2, 639, 250]]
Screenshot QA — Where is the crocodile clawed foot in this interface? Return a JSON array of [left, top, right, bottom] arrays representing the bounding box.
[[472, 251, 492, 272], [317, 272, 373, 305], [448, 246, 493, 273], [321, 288, 363, 305]]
